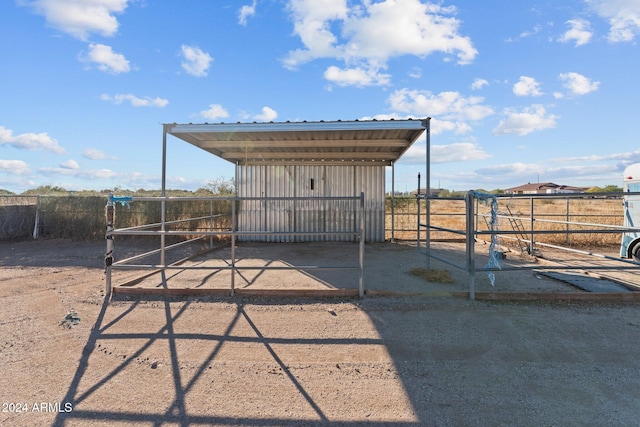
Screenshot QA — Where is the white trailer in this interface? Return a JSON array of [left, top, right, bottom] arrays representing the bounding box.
[[620, 163, 640, 261]]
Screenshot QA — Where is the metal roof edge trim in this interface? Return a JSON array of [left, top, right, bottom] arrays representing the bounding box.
[[165, 119, 427, 134], [237, 160, 394, 166]]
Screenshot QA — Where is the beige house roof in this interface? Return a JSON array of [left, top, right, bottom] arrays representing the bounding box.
[[504, 182, 589, 193]]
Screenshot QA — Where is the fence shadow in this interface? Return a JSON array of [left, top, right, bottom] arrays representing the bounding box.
[[52, 289, 640, 426], [53, 294, 427, 426]]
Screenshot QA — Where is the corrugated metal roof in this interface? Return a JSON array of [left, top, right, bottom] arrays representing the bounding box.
[[164, 119, 427, 166]]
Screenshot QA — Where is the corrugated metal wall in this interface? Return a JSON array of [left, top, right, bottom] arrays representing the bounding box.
[[237, 165, 385, 242]]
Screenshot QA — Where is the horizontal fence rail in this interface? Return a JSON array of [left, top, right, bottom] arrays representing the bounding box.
[[105, 193, 366, 299], [418, 191, 640, 300]]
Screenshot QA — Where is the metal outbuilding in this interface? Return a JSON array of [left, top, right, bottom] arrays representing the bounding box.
[[163, 119, 429, 242]]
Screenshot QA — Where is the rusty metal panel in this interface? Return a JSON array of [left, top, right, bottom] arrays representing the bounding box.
[[237, 164, 385, 242]]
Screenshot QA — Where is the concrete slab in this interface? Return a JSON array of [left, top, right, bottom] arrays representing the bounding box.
[[111, 241, 581, 296], [538, 271, 632, 293]]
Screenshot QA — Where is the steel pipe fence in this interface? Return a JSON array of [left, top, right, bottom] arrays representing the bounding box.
[[105, 193, 366, 299], [418, 191, 640, 300]]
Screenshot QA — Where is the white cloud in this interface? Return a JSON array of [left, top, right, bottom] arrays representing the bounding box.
[[558, 72, 600, 95], [200, 104, 229, 121], [342, 1, 477, 64], [431, 120, 472, 135], [60, 159, 79, 170], [513, 76, 543, 97], [388, 89, 494, 134], [471, 78, 488, 90], [0, 160, 30, 176], [433, 142, 491, 163], [324, 65, 391, 87], [493, 104, 558, 136], [39, 166, 117, 180], [254, 106, 278, 122], [519, 24, 542, 39], [284, 0, 477, 87], [101, 93, 168, 107], [359, 113, 412, 122], [541, 163, 620, 180], [239, 0, 257, 26], [558, 19, 593, 46], [476, 162, 542, 177], [0, 126, 65, 154], [22, 0, 130, 40], [81, 43, 130, 74], [408, 67, 422, 79], [471, 161, 622, 188], [284, 0, 348, 67], [83, 148, 116, 160], [552, 149, 640, 163], [586, 0, 640, 42], [474, 150, 640, 187], [181, 45, 213, 77]]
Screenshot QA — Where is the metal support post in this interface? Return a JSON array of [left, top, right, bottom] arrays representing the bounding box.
[[359, 192, 365, 297], [391, 162, 395, 242], [425, 117, 431, 270], [234, 160, 241, 256], [426, 191, 431, 271], [465, 191, 476, 300], [529, 197, 535, 255], [231, 197, 236, 296], [475, 197, 479, 239], [416, 172, 421, 250], [33, 194, 40, 240], [565, 197, 570, 246], [209, 199, 214, 249], [161, 126, 167, 267], [105, 193, 115, 300]]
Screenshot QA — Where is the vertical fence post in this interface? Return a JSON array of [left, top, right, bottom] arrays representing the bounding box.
[[359, 192, 365, 298], [426, 192, 431, 271], [161, 126, 167, 269], [475, 197, 479, 240], [391, 163, 395, 242], [33, 194, 40, 240], [209, 199, 214, 249], [465, 191, 476, 301], [529, 197, 535, 255], [416, 173, 421, 251], [160, 198, 166, 267], [231, 196, 236, 296], [105, 193, 115, 300], [565, 197, 570, 246]]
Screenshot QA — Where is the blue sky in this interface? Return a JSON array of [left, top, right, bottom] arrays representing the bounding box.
[[1, 0, 639, 194]]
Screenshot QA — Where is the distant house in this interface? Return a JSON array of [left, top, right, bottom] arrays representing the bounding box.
[[504, 182, 589, 195], [413, 188, 443, 197]]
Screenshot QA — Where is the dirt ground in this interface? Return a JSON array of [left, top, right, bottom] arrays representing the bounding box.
[[2, 238, 640, 426]]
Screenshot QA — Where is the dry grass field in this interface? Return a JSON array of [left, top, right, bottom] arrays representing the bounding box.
[[1, 194, 627, 251]]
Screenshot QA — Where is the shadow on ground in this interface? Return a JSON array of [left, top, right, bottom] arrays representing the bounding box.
[[52, 289, 640, 426], [3, 239, 639, 425]]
